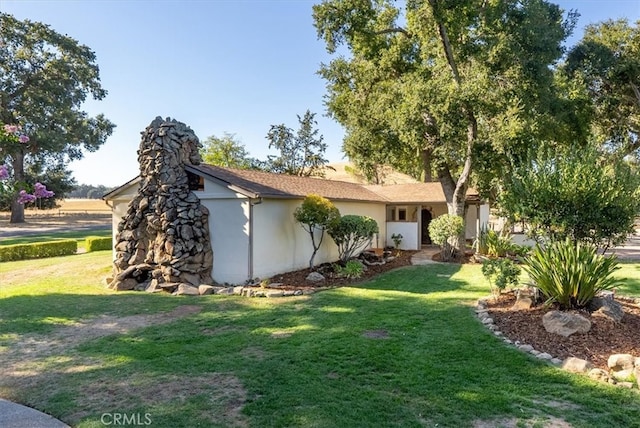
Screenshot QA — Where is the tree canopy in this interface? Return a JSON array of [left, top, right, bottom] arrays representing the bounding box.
[[0, 13, 114, 222], [563, 19, 640, 159], [200, 133, 256, 169], [498, 145, 640, 251], [266, 110, 330, 177], [313, 0, 575, 227]]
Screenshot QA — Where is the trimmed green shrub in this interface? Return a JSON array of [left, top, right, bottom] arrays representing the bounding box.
[[482, 258, 521, 299], [294, 194, 341, 268], [328, 215, 379, 262], [0, 240, 77, 262], [85, 236, 113, 252], [524, 239, 620, 309], [428, 214, 464, 261], [335, 260, 365, 279]]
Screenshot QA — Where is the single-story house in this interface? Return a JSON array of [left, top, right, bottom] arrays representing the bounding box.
[[104, 165, 488, 284]]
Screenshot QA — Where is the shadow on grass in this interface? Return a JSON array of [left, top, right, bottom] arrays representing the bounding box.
[[2, 267, 639, 428]]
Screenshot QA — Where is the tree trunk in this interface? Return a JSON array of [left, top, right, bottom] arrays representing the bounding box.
[[10, 150, 25, 224], [420, 148, 433, 182], [429, 0, 478, 254]]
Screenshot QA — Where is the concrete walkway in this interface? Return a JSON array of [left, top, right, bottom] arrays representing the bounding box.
[[0, 399, 69, 428], [411, 245, 441, 265]]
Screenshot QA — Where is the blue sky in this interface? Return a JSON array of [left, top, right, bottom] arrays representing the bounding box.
[[1, 0, 639, 186]]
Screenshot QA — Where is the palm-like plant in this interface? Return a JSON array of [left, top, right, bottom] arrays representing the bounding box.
[[524, 239, 620, 309]]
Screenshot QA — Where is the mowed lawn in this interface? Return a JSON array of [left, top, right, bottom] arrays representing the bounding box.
[[1, 251, 639, 427]]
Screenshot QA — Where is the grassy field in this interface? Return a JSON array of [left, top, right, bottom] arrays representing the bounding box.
[[1, 252, 639, 427]]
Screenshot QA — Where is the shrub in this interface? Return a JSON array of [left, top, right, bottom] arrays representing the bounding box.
[[524, 239, 620, 309], [335, 260, 365, 279], [328, 215, 379, 262], [0, 240, 77, 262], [85, 236, 112, 252], [428, 214, 464, 261], [482, 258, 521, 299], [294, 194, 341, 268], [391, 233, 403, 249], [485, 229, 514, 258], [499, 147, 640, 250]]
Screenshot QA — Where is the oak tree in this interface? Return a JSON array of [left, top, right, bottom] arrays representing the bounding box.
[[313, 0, 575, 247], [0, 13, 114, 222]]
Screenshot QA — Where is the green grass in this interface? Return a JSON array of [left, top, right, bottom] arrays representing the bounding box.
[[1, 254, 639, 427], [0, 230, 111, 251]]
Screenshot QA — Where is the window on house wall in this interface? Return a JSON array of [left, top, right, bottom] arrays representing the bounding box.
[[398, 208, 407, 221], [390, 208, 396, 221], [187, 171, 205, 191]]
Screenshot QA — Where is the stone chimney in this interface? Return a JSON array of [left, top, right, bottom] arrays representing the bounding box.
[[108, 117, 214, 293]]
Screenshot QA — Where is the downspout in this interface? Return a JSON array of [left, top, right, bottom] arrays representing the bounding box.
[[248, 197, 263, 282]]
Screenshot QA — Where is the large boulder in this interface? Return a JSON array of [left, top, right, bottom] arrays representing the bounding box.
[[588, 297, 624, 322], [542, 311, 591, 337]]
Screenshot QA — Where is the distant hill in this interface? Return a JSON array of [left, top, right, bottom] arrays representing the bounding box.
[[321, 162, 418, 185]]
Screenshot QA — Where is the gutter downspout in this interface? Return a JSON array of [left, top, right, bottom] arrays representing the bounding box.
[[248, 197, 263, 282]]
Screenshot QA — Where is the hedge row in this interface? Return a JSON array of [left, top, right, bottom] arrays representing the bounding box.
[[85, 236, 112, 252], [0, 240, 78, 262]]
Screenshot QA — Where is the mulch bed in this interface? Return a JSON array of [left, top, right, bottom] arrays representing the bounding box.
[[487, 292, 640, 370], [255, 250, 418, 290]]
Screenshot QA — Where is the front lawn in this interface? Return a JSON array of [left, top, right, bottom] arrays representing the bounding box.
[[0, 253, 639, 427]]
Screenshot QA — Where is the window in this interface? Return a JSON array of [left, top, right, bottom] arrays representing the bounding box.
[[398, 208, 407, 221], [187, 171, 204, 191]]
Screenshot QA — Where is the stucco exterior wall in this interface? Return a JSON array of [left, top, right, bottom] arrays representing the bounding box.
[[197, 178, 250, 285], [251, 199, 386, 281], [464, 204, 490, 240], [386, 222, 419, 250]]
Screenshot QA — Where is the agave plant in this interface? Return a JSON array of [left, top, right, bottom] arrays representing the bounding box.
[[524, 238, 620, 309]]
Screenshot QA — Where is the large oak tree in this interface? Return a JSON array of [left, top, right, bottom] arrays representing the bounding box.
[[0, 13, 114, 222], [313, 0, 575, 246], [564, 19, 640, 159]]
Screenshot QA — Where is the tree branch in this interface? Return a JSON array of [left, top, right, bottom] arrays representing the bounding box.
[[373, 27, 412, 38]]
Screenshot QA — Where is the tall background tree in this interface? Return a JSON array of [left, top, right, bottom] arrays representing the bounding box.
[[0, 13, 114, 223], [266, 110, 331, 177], [563, 19, 640, 160], [313, 0, 576, 243], [200, 133, 256, 169]]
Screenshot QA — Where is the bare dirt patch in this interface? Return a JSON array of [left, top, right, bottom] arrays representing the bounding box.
[[362, 329, 390, 339], [473, 416, 573, 428], [0, 305, 203, 392], [69, 373, 248, 427]]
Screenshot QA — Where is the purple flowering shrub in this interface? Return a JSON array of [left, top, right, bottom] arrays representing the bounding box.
[[1, 123, 54, 206]]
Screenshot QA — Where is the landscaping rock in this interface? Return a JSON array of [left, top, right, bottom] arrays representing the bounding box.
[[233, 286, 244, 295], [114, 278, 138, 291], [589, 297, 624, 322], [635, 366, 640, 389], [537, 352, 553, 360], [588, 368, 611, 383], [266, 290, 284, 298], [608, 354, 636, 380], [306, 272, 325, 282], [562, 357, 593, 373], [198, 285, 215, 295], [215, 287, 234, 295], [174, 283, 200, 296], [542, 311, 591, 337], [512, 296, 533, 310]]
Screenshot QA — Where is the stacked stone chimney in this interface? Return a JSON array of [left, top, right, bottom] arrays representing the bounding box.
[[108, 117, 213, 293]]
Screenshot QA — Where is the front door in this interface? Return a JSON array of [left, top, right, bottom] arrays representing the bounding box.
[[421, 208, 432, 245]]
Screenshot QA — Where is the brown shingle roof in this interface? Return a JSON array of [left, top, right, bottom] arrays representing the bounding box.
[[188, 164, 388, 202], [365, 183, 480, 204]]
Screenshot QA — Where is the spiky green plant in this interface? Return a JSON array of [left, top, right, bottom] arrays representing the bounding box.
[[524, 239, 620, 309]]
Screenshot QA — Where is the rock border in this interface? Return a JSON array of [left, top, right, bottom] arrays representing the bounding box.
[[476, 295, 640, 391]]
